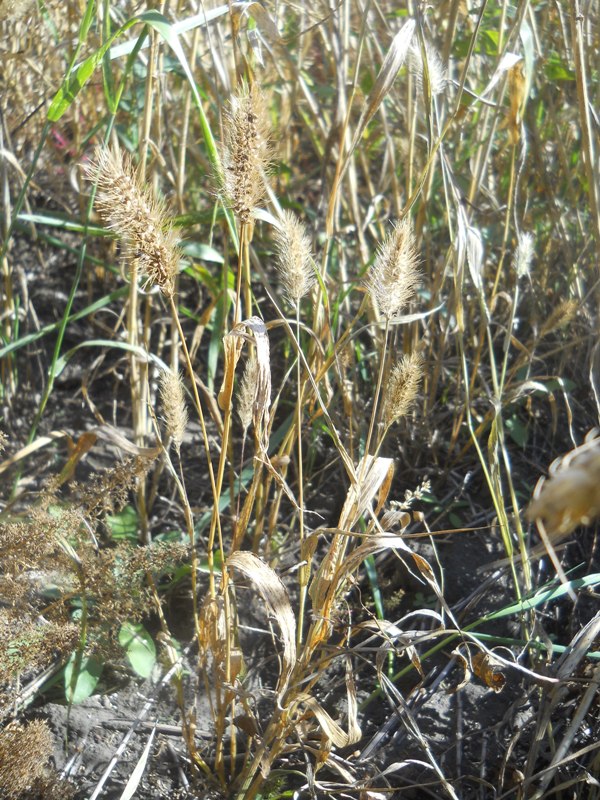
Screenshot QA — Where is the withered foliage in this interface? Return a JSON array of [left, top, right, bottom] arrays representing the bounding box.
[[0, 720, 53, 798], [0, 456, 187, 708]]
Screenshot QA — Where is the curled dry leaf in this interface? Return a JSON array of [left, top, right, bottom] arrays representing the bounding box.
[[472, 652, 506, 693], [449, 647, 472, 694], [339, 454, 395, 530], [291, 692, 360, 748], [309, 533, 413, 642], [365, 620, 425, 680], [527, 435, 600, 540], [218, 329, 245, 413], [220, 316, 272, 451], [309, 455, 397, 630], [226, 551, 296, 698]]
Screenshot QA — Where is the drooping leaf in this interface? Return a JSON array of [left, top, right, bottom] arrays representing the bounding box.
[[227, 551, 296, 698], [65, 653, 103, 703], [119, 622, 156, 679]]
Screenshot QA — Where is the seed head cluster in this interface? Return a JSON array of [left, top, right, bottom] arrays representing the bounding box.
[[221, 83, 271, 224], [238, 354, 259, 434], [368, 218, 420, 319], [0, 720, 54, 798], [408, 41, 447, 96], [84, 147, 179, 296]]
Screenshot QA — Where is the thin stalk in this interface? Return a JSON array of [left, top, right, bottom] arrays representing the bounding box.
[[362, 316, 390, 466], [295, 303, 308, 647]]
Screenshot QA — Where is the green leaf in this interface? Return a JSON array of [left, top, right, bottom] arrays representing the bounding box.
[[65, 653, 103, 703], [78, 0, 96, 42], [505, 414, 528, 447], [545, 57, 576, 81], [180, 241, 224, 263], [486, 574, 600, 621], [53, 338, 170, 378], [106, 505, 139, 542], [48, 17, 139, 121], [119, 622, 156, 678]]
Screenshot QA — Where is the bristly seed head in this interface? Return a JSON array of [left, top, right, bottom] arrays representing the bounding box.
[[237, 354, 259, 433], [84, 147, 179, 296], [408, 40, 447, 96], [221, 83, 271, 224], [382, 351, 423, 426], [275, 210, 315, 305], [513, 232, 535, 279], [368, 218, 420, 319], [159, 369, 188, 454]]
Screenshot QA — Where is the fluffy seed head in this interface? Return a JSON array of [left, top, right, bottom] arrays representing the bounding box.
[[408, 41, 447, 95], [221, 83, 271, 224], [539, 299, 579, 338], [275, 211, 315, 304], [159, 369, 188, 453], [84, 147, 179, 296], [513, 232, 535, 278], [237, 354, 259, 433], [368, 219, 420, 318], [382, 351, 423, 426]]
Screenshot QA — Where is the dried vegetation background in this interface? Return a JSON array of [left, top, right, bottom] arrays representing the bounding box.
[[1, 1, 600, 799]]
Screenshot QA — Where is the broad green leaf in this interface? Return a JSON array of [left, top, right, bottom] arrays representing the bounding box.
[[106, 505, 139, 542], [180, 241, 224, 263], [505, 415, 528, 448], [119, 622, 156, 679], [65, 653, 103, 703]]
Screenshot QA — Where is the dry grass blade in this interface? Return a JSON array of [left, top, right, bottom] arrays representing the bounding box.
[[526, 612, 600, 798], [227, 551, 296, 698], [118, 725, 156, 800], [221, 316, 271, 449], [291, 692, 359, 748], [339, 455, 395, 530], [344, 18, 416, 180]]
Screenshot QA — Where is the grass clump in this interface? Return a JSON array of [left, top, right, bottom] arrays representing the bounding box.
[[0, 1, 599, 799]]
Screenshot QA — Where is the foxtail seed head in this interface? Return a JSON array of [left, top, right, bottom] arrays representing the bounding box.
[[513, 232, 535, 279], [368, 219, 420, 319], [221, 83, 271, 224], [159, 369, 188, 454], [275, 210, 315, 305], [84, 147, 179, 296], [382, 351, 423, 426]]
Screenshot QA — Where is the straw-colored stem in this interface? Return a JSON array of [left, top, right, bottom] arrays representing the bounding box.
[[295, 304, 308, 647], [362, 316, 390, 467]]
